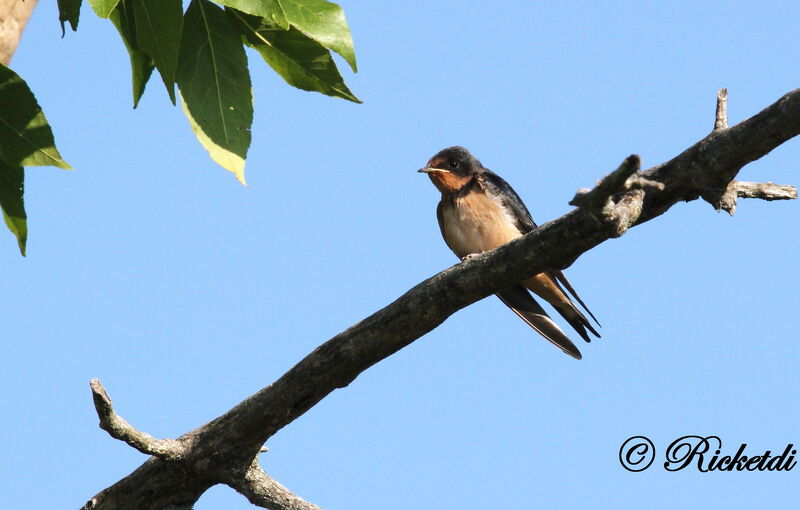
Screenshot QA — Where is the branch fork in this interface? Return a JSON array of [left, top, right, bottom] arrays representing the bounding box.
[[572, 89, 796, 225], [87, 379, 315, 510], [569, 154, 659, 236]]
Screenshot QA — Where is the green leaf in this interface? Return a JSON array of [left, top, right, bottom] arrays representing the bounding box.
[[57, 0, 82, 34], [0, 162, 27, 256], [88, 0, 121, 18], [278, 0, 357, 72], [230, 9, 359, 103], [0, 64, 71, 169], [179, 92, 246, 185], [177, 0, 252, 184], [132, 0, 183, 105], [216, 0, 289, 29], [109, 1, 155, 108]]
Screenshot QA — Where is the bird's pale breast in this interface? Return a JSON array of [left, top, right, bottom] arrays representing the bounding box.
[[441, 189, 523, 258]]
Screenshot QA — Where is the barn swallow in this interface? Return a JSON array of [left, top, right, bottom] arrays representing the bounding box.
[[418, 146, 600, 359]]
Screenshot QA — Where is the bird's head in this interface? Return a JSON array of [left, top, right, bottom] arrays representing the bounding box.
[[418, 146, 480, 193]]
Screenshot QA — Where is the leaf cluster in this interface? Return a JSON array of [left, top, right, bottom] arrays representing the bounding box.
[[78, 0, 359, 183], [0, 65, 71, 256], [0, 0, 360, 255]]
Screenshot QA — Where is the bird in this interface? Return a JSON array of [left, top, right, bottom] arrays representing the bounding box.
[[418, 146, 600, 359]]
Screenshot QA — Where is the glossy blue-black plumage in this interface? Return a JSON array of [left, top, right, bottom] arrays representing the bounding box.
[[425, 146, 601, 358]]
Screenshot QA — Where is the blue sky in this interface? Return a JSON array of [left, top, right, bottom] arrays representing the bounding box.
[[4, 1, 799, 509]]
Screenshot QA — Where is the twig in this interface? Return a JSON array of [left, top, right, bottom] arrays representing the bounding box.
[[569, 155, 658, 236], [732, 180, 797, 200], [714, 88, 729, 131], [89, 379, 185, 460], [569, 154, 642, 213], [624, 175, 665, 192], [715, 180, 797, 215]]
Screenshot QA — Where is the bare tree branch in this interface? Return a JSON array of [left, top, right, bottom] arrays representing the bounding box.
[[89, 379, 186, 460], [569, 154, 641, 213], [714, 88, 729, 131], [731, 180, 797, 201], [568, 154, 666, 237], [714, 180, 797, 215], [228, 459, 322, 510], [81, 88, 800, 510]]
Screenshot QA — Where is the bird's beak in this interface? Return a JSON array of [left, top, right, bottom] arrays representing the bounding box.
[[417, 167, 450, 174]]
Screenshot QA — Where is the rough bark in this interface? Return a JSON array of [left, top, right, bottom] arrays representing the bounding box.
[[81, 89, 799, 510]]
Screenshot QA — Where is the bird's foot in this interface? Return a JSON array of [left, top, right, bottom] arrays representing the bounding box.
[[460, 253, 481, 263]]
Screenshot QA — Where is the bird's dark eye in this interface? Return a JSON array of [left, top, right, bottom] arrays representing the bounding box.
[[449, 159, 459, 169]]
